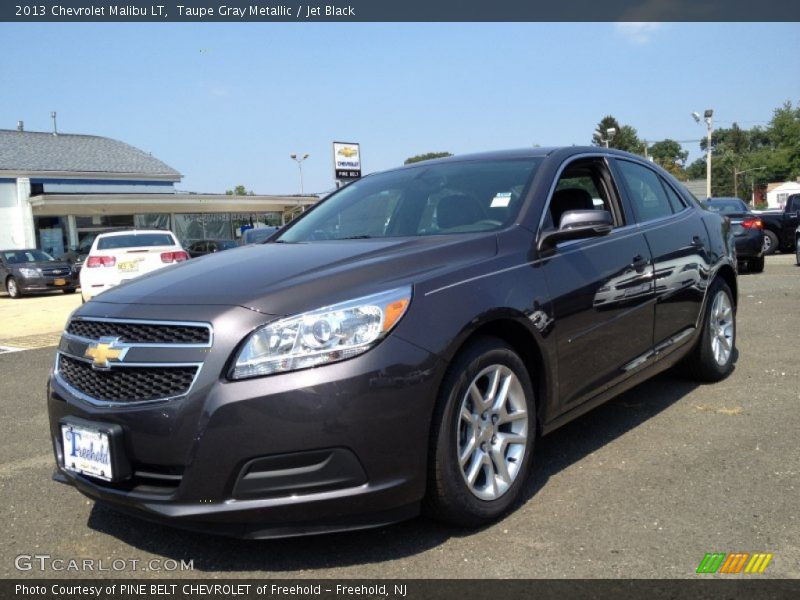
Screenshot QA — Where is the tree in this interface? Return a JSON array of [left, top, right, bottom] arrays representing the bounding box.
[[226, 185, 254, 196], [404, 152, 453, 165], [685, 158, 706, 180], [591, 116, 642, 153], [650, 139, 689, 179]]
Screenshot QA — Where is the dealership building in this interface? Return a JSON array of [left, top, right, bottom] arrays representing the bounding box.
[[0, 127, 318, 256]]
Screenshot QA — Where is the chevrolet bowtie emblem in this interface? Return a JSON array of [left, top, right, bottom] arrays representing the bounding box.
[[84, 337, 127, 369]]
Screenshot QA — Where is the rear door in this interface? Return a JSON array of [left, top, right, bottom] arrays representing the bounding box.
[[612, 158, 710, 346], [540, 156, 656, 409]]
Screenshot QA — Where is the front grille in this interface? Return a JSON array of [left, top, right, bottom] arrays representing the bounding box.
[[58, 355, 197, 403], [67, 319, 210, 345], [41, 267, 70, 276]]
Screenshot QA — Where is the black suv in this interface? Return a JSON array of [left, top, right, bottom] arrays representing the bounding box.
[[48, 148, 737, 538]]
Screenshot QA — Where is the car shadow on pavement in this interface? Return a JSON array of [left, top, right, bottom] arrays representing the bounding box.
[[85, 371, 706, 573]]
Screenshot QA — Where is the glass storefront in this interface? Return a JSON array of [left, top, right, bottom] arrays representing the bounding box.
[[34, 211, 286, 254], [34, 216, 69, 257]]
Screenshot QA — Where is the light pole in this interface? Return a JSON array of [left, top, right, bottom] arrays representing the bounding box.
[[593, 127, 616, 148], [692, 109, 713, 198], [734, 166, 766, 203], [290, 153, 309, 195]]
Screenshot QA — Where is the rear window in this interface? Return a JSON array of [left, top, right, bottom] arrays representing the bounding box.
[[97, 234, 175, 250], [705, 199, 747, 214]]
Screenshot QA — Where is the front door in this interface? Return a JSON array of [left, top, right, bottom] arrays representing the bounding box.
[[540, 157, 656, 409]]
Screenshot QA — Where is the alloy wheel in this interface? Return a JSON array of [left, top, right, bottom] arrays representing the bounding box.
[[7, 278, 18, 298], [762, 235, 772, 253], [710, 291, 734, 366], [457, 365, 528, 501]]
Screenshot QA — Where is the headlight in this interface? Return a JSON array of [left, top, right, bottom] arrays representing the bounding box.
[[18, 267, 40, 278], [231, 287, 412, 379]]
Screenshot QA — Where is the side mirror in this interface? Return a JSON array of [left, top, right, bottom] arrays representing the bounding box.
[[538, 209, 614, 251]]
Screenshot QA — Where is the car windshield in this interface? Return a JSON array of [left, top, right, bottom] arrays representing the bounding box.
[[3, 250, 55, 263], [243, 228, 277, 244], [97, 233, 175, 250], [277, 158, 542, 242], [706, 199, 747, 213]]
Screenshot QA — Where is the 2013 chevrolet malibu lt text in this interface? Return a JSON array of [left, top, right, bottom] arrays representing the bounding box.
[[48, 148, 738, 538]]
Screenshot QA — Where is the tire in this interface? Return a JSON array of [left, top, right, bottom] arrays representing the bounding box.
[[62, 288, 77, 294], [425, 336, 536, 527], [6, 276, 21, 299], [683, 279, 736, 382], [796, 239, 800, 266], [748, 256, 765, 273], [762, 230, 778, 255]]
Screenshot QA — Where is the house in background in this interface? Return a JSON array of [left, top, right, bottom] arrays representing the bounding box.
[[0, 125, 317, 255], [766, 180, 800, 209]]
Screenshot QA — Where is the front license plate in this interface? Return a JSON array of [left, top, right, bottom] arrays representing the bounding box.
[[117, 260, 139, 273], [61, 424, 113, 481], [54, 278, 67, 286]]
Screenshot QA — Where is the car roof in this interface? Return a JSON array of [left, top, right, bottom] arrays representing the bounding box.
[[376, 146, 647, 174]]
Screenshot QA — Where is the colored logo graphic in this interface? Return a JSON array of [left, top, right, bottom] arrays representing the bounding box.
[[84, 337, 127, 369], [696, 552, 773, 574]]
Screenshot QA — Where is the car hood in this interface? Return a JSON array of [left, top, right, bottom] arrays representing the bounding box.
[[13, 261, 72, 271], [89, 235, 498, 316]]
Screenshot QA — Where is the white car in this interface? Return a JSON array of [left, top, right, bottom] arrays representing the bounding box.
[[79, 229, 188, 302]]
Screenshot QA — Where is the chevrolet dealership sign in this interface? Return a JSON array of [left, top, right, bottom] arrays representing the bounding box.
[[333, 142, 362, 180]]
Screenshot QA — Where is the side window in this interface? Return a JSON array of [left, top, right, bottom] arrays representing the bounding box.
[[660, 178, 687, 212], [547, 158, 623, 229], [616, 160, 675, 223]]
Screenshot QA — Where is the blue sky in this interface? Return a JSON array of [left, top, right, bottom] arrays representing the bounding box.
[[1, 22, 798, 194]]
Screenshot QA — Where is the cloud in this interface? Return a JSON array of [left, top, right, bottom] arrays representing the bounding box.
[[614, 22, 664, 44]]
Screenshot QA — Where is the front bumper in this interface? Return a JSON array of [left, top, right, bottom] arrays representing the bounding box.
[[18, 273, 77, 292], [48, 319, 443, 538]]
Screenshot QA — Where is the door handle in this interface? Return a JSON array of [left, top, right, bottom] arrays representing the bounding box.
[[631, 254, 648, 269]]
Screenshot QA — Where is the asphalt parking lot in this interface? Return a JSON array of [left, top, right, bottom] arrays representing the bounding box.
[[1, 255, 798, 579]]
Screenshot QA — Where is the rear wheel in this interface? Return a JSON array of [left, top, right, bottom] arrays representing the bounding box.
[[683, 279, 736, 382], [6, 277, 21, 299], [748, 256, 765, 273], [425, 336, 535, 527], [762, 230, 778, 255], [796, 238, 800, 266]]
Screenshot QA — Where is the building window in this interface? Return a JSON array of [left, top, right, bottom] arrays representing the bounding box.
[[173, 213, 233, 244], [34, 216, 69, 258], [134, 214, 171, 230]]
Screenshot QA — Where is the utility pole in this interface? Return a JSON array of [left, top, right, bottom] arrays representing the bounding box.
[[734, 166, 766, 203]]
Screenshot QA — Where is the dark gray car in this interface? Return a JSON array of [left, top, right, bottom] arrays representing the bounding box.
[[1, 249, 77, 298], [48, 148, 738, 538]]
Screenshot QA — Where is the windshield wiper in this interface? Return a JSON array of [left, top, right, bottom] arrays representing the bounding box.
[[338, 235, 374, 240]]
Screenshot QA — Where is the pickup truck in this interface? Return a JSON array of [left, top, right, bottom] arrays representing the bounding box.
[[757, 194, 800, 255]]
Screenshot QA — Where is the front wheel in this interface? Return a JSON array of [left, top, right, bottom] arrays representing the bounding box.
[[425, 336, 535, 527], [796, 238, 800, 266], [683, 279, 736, 382], [6, 277, 21, 299]]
